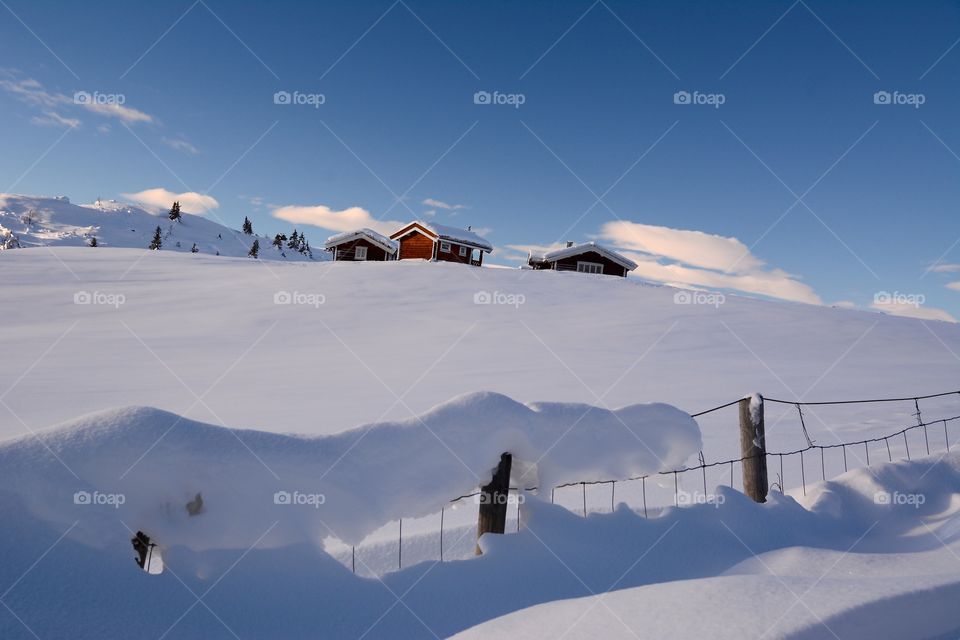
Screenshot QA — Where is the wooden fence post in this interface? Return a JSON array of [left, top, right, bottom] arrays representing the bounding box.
[[739, 394, 768, 503], [476, 452, 512, 555]]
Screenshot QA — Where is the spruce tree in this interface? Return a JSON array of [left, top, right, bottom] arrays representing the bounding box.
[[242, 217, 253, 235], [287, 230, 299, 250], [88, 237, 98, 247], [168, 201, 182, 222], [190, 243, 199, 253], [148, 226, 162, 250], [272, 233, 286, 249], [248, 238, 260, 258]]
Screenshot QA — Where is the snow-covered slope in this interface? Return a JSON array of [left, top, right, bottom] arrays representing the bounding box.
[[0, 194, 320, 260]]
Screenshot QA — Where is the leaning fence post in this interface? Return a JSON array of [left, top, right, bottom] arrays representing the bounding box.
[[476, 452, 512, 555], [739, 394, 768, 503]]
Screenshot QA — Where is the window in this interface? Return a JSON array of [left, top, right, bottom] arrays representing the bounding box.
[[355, 245, 367, 260], [440, 241, 451, 253], [459, 245, 467, 257], [577, 261, 604, 274]]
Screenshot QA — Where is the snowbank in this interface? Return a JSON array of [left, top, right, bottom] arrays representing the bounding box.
[[0, 392, 700, 548]]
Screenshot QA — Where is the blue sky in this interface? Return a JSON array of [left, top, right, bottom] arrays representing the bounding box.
[[3, 0, 960, 318]]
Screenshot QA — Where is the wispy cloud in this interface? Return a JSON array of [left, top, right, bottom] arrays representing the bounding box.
[[931, 263, 960, 274], [122, 187, 219, 215], [422, 197, 467, 211], [597, 220, 821, 305], [272, 203, 403, 236], [162, 137, 200, 155], [0, 71, 154, 127]]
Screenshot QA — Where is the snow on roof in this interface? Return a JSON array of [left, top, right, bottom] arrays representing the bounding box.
[[530, 242, 637, 271], [393, 221, 493, 252], [324, 228, 398, 253]]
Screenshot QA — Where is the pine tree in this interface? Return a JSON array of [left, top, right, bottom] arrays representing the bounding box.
[[248, 238, 260, 258], [88, 237, 98, 247], [287, 230, 299, 250], [272, 233, 286, 249], [148, 226, 162, 250], [299, 236, 311, 258], [190, 243, 199, 253], [242, 217, 253, 235], [168, 201, 182, 222]]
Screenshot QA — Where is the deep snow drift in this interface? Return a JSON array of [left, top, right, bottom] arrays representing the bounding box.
[[1, 406, 959, 638]]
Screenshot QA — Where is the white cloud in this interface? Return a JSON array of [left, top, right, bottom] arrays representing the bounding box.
[[272, 204, 403, 236], [122, 188, 219, 215], [30, 111, 80, 128], [870, 300, 955, 322], [947, 282, 960, 292], [0, 72, 154, 126], [422, 198, 466, 211], [80, 100, 152, 124], [597, 220, 821, 305], [930, 263, 960, 273], [162, 137, 200, 155]]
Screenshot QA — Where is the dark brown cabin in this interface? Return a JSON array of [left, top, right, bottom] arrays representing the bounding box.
[[528, 242, 636, 277], [324, 229, 397, 261], [390, 221, 492, 266]]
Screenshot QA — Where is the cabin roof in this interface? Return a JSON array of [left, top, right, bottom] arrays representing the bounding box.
[[324, 228, 398, 254], [529, 242, 637, 271], [391, 221, 493, 252]]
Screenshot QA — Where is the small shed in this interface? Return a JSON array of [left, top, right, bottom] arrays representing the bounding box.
[[528, 242, 637, 277], [324, 228, 397, 261], [390, 221, 493, 266]]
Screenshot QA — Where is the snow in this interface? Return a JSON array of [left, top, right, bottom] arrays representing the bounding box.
[[323, 228, 398, 253], [530, 241, 638, 270], [0, 393, 699, 548], [0, 194, 319, 260]]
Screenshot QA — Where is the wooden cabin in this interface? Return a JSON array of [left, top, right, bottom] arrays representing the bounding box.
[[528, 242, 636, 277], [390, 221, 493, 266], [324, 228, 398, 261]]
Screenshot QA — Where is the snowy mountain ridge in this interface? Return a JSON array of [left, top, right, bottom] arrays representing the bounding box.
[[0, 193, 321, 261]]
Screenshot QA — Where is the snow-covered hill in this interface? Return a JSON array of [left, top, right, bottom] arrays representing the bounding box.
[[0, 194, 320, 260]]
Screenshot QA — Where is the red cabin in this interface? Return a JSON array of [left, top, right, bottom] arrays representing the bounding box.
[[390, 221, 492, 266]]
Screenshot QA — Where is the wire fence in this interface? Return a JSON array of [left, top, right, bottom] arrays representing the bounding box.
[[344, 388, 960, 574]]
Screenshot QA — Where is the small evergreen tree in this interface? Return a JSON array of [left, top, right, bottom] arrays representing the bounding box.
[[272, 233, 286, 249], [148, 226, 162, 250], [88, 237, 98, 247], [242, 217, 253, 235], [168, 201, 182, 222], [248, 238, 260, 258], [299, 236, 312, 258], [287, 230, 299, 250], [190, 243, 199, 253]]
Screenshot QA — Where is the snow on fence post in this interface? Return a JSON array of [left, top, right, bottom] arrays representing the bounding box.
[[476, 452, 512, 555], [739, 394, 768, 503]]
